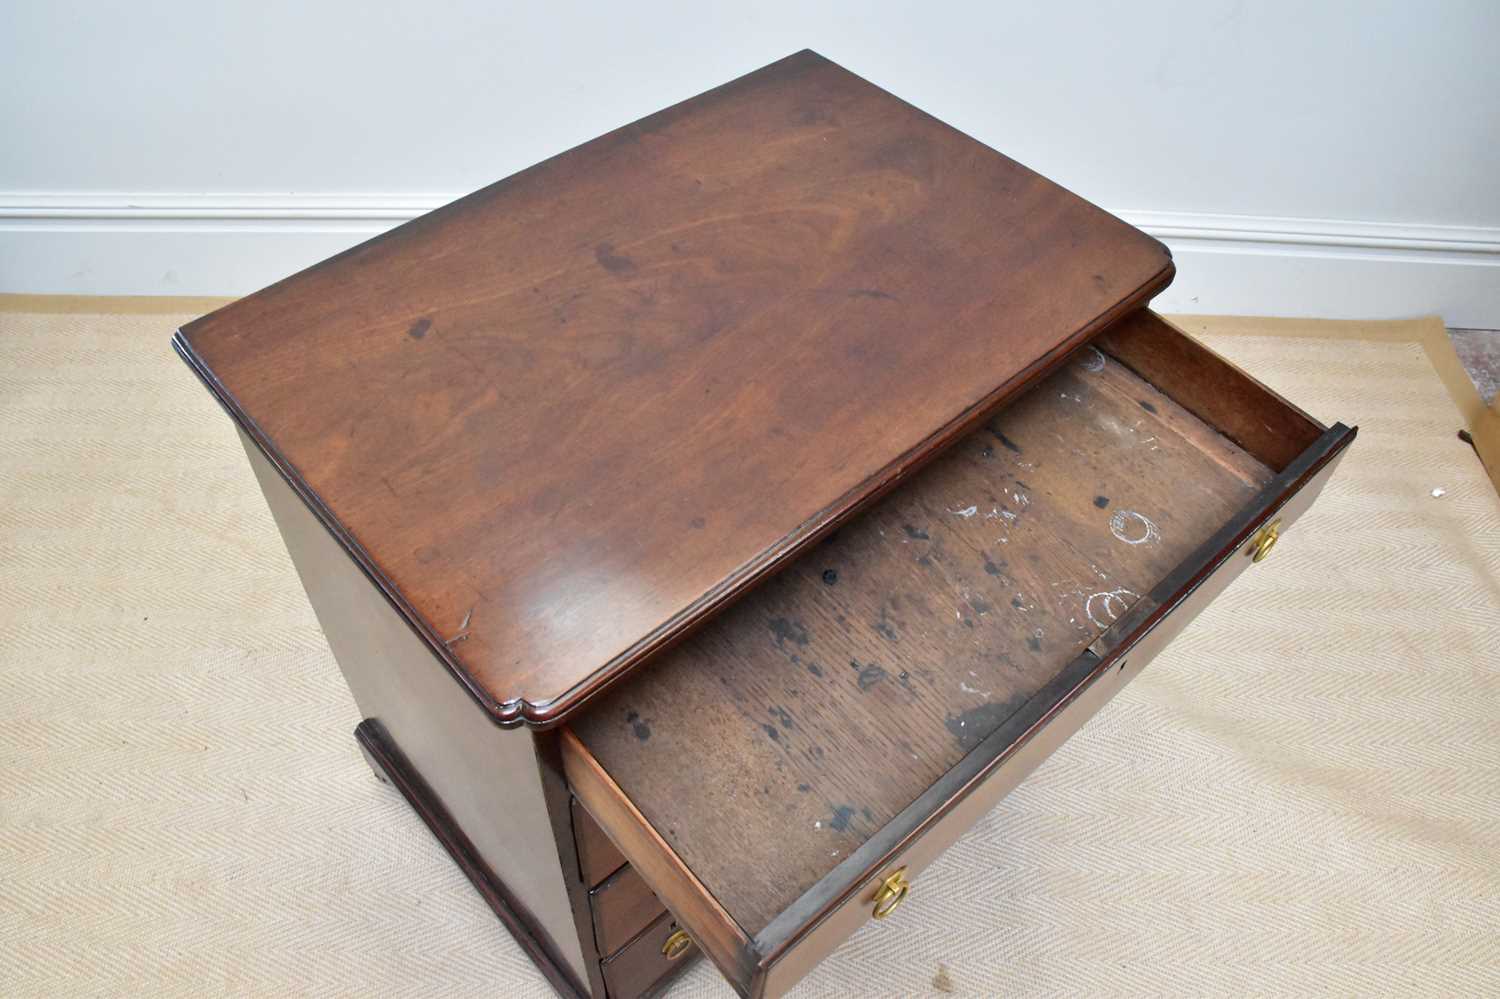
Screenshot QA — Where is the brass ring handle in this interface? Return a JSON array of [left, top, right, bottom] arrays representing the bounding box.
[[1250, 519, 1282, 563], [871, 867, 910, 920], [661, 929, 693, 961]]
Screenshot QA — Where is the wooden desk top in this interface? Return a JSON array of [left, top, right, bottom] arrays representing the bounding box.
[[175, 50, 1172, 726]]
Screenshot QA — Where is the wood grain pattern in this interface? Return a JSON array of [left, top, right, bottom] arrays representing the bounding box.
[[561, 729, 756, 991], [754, 424, 1354, 998], [1097, 311, 1324, 471], [590, 864, 664, 957], [572, 343, 1275, 934], [174, 49, 1172, 727]]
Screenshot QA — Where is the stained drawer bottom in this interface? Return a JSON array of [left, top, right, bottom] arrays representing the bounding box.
[[563, 312, 1354, 997]]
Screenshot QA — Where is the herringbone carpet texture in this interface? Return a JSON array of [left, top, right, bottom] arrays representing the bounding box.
[[2, 309, 1497, 997]]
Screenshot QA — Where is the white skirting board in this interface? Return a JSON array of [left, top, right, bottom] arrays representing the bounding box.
[[2, 195, 1497, 327]]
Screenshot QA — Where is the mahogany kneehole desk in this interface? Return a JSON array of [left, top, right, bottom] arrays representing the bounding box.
[[175, 50, 1354, 999]]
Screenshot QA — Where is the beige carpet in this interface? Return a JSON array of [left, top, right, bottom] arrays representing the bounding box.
[[2, 307, 1497, 997]]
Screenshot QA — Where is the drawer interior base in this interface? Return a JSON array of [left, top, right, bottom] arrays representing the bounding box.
[[572, 332, 1278, 935]]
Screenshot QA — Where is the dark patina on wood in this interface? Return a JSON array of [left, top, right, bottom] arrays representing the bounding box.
[[751, 420, 1354, 997], [173, 48, 1172, 728], [573, 337, 1276, 933], [171, 46, 1357, 999], [567, 318, 1355, 994]]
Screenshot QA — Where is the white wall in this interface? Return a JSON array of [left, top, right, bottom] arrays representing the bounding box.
[[3, 0, 1498, 323]]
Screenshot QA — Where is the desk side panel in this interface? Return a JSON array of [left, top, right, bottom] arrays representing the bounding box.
[[239, 429, 591, 988]]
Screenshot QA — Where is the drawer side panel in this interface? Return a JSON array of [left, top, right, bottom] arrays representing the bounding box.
[[562, 728, 757, 995]]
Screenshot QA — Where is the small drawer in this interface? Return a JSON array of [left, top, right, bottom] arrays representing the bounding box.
[[590, 861, 666, 958], [563, 311, 1354, 997], [601, 911, 698, 999], [572, 796, 627, 888]]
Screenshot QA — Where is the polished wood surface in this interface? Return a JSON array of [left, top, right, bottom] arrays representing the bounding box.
[[590, 864, 664, 957], [175, 49, 1172, 727], [572, 332, 1278, 934]]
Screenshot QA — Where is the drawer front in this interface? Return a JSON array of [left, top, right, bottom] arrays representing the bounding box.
[[601, 911, 698, 999], [573, 796, 627, 888], [590, 862, 666, 958], [756, 424, 1354, 996], [568, 424, 1354, 998]]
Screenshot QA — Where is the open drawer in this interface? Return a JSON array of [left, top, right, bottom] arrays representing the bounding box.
[[561, 311, 1355, 998]]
